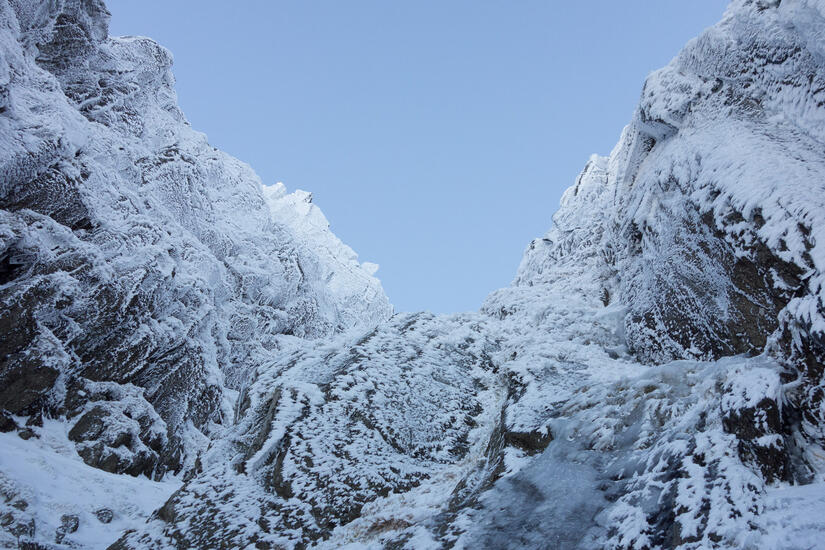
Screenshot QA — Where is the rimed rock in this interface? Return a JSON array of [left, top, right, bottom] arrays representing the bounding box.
[[95, 508, 113, 524], [0, 0, 391, 482], [58, 514, 78, 534], [55, 513, 79, 544]]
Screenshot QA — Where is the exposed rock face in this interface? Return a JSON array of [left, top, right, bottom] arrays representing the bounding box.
[[3, 0, 825, 549]]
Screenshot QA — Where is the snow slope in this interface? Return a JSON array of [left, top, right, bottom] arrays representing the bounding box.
[[4, 0, 825, 548], [0, 418, 178, 549]]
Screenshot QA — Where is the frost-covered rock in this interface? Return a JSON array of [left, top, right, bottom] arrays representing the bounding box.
[[0, 0, 389, 482], [262, 182, 391, 332], [0, 417, 179, 549], [516, 0, 825, 369], [5, 0, 825, 549], [117, 312, 505, 548]]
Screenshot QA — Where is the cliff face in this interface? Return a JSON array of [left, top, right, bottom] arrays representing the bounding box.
[[0, 0, 389, 515], [2, 0, 825, 549], [524, 0, 825, 369]]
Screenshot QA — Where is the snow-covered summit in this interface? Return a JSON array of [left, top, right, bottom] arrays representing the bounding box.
[[263, 182, 391, 331]]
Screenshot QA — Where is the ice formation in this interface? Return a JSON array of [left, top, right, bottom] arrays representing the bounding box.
[[1, 0, 825, 548]]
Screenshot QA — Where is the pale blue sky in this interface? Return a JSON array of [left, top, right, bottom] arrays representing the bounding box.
[[108, 1, 728, 313]]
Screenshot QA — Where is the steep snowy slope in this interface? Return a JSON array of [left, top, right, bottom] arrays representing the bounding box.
[[4, 0, 825, 548]]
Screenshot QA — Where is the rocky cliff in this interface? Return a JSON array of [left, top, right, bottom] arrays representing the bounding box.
[[2, 0, 825, 549], [0, 0, 390, 545]]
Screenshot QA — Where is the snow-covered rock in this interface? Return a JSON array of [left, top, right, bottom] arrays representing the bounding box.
[[0, 0, 390, 544], [3, 0, 825, 548]]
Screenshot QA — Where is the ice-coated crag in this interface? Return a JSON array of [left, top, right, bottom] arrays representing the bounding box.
[[0, 0, 390, 545], [3, 0, 825, 549]]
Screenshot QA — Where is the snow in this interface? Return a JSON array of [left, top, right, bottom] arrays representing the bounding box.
[[760, 481, 825, 550], [0, 418, 179, 549]]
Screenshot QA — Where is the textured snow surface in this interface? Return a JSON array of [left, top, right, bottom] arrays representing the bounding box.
[[0, 418, 178, 549], [3, 0, 825, 548]]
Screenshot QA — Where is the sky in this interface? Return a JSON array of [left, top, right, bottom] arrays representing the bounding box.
[[107, 1, 728, 314]]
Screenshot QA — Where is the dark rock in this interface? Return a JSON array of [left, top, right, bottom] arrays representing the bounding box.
[[182, 455, 202, 483], [9, 517, 35, 539], [0, 363, 59, 416], [2, 166, 93, 232], [95, 508, 113, 524], [155, 496, 178, 524], [504, 428, 553, 455], [123, 450, 157, 478], [17, 428, 35, 440], [18, 541, 57, 550], [0, 297, 37, 361], [623, 207, 793, 364], [68, 406, 108, 442], [0, 411, 17, 432], [55, 513, 79, 544], [26, 412, 43, 428], [0, 512, 12, 527], [59, 514, 79, 533], [0, 249, 28, 286], [69, 403, 162, 477], [98, 448, 122, 474], [77, 441, 107, 470], [63, 378, 90, 418], [722, 397, 791, 483]]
